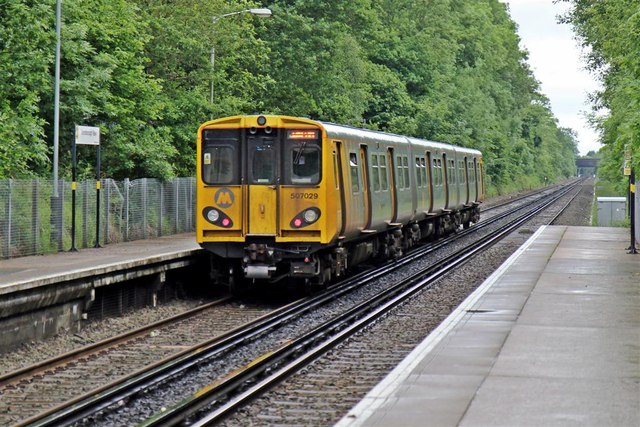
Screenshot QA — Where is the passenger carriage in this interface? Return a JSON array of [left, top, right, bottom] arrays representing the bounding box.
[[196, 115, 483, 290]]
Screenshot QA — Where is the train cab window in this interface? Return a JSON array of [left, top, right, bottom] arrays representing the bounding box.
[[284, 130, 321, 185], [201, 128, 240, 185], [249, 137, 276, 184], [350, 153, 360, 193]]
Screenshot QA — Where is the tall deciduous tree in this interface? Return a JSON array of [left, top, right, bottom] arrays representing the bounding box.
[[559, 0, 639, 190]]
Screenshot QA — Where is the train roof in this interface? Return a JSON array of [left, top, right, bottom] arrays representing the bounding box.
[[202, 115, 481, 157], [319, 121, 482, 157]]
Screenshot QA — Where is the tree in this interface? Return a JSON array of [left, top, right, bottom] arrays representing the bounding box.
[[0, 0, 52, 178], [559, 0, 640, 190]]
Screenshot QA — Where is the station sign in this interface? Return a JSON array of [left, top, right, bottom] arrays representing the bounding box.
[[75, 125, 100, 145], [624, 144, 632, 176]]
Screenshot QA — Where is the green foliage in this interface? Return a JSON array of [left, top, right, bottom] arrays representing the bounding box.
[[0, 0, 52, 177], [0, 0, 579, 190], [560, 0, 640, 187]]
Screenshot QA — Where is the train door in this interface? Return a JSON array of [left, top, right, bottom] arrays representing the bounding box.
[[247, 135, 279, 235], [442, 153, 450, 208], [334, 141, 347, 237], [467, 157, 477, 203], [360, 145, 372, 229], [477, 157, 485, 199], [387, 148, 398, 222], [426, 151, 434, 212], [461, 157, 469, 205]]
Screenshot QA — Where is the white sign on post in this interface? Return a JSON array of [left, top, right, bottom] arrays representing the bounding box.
[[75, 125, 100, 145]]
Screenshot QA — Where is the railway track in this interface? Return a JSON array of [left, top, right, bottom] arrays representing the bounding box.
[[3, 179, 584, 426], [0, 298, 277, 426]]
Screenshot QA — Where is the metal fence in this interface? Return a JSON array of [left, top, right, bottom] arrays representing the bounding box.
[[0, 178, 195, 259]]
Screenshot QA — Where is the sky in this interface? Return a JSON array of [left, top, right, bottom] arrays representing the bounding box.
[[501, 0, 602, 155]]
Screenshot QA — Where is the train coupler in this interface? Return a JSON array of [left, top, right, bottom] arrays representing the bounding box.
[[290, 256, 319, 277]]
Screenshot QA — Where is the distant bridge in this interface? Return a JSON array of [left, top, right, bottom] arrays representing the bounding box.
[[576, 157, 600, 176]]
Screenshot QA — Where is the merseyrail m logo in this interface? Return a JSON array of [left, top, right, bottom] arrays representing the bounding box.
[[214, 188, 234, 208]]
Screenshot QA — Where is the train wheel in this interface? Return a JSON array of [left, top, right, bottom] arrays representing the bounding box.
[[304, 258, 330, 294], [228, 266, 249, 296]]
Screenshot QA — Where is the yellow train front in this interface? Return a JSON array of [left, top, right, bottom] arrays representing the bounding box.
[[197, 115, 341, 289], [196, 115, 484, 290]]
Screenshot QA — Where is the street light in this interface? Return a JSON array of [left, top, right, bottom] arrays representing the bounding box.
[[210, 8, 272, 110]]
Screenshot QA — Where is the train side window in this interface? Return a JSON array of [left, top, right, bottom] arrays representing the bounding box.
[[468, 161, 475, 183], [458, 160, 466, 184], [396, 156, 404, 189], [371, 154, 380, 191], [421, 158, 427, 187], [379, 155, 389, 190], [415, 157, 422, 188], [350, 153, 360, 193], [436, 159, 443, 187], [402, 156, 410, 189], [448, 160, 455, 184]]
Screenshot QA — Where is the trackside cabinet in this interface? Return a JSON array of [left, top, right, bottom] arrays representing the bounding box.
[[597, 196, 627, 226]]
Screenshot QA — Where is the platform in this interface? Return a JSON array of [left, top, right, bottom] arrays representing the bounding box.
[[0, 233, 203, 349], [337, 226, 640, 427], [0, 233, 200, 293]]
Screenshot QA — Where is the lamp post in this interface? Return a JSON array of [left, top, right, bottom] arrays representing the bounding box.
[[210, 8, 272, 112], [53, 0, 62, 197]]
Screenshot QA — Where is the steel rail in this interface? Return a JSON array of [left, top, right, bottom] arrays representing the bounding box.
[[141, 181, 582, 426], [21, 180, 580, 427], [549, 184, 584, 225], [0, 297, 233, 389]]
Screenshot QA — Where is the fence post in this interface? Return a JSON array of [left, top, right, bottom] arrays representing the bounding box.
[[104, 179, 110, 245], [124, 178, 130, 241], [174, 179, 180, 234], [143, 178, 148, 239], [4, 180, 12, 258], [58, 180, 64, 251], [159, 182, 164, 237], [32, 179, 40, 254], [82, 180, 89, 248], [189, 177, 194, 231]]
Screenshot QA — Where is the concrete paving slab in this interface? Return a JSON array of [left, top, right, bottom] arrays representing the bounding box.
[[460, 376, 639, 427], [362, 374, 486, 427], [336, 226, 640, 427]]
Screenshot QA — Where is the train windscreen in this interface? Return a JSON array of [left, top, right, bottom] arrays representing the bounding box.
[[283, 129, 321, 185], [201, 129, 240, 184]]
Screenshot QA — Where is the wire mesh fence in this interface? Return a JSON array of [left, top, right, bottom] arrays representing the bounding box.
[[0, 177, 195, 259]]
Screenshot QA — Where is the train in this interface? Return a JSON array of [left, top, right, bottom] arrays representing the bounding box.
[[196, 115, 484, 291]]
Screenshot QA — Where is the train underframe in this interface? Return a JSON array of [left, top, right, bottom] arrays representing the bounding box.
[[205, 203, 480, 293]]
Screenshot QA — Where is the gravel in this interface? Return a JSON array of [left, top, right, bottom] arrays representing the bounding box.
[[0, 179, 595, 426], [220, 179, 596, 426]]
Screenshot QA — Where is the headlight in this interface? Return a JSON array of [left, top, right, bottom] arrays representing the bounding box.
[[207, 209, 220, 223], [303, 209, 318, 223]]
